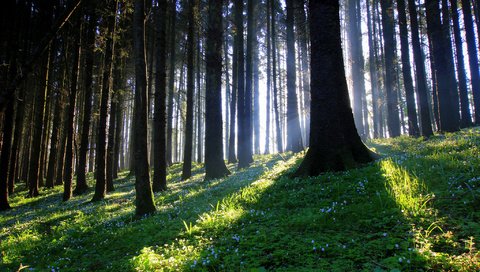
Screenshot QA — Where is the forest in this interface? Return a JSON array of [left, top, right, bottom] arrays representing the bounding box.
[[0, 0, 480, 271]]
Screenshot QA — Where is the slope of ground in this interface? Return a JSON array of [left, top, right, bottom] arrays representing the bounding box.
[[1, 128, 480, 271]]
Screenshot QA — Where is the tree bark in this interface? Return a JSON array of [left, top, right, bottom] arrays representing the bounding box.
[[407, 0, 434, 137], [204, 0, 230, 180], [397, 0, 420, 136], [461, 0, 480, 124], [450, 0, 473, 127], [182, 0, 196, 180], [133, 0, 156, 216], [75, 6, 96, 195], [294, 1, 374, 177], [153, 0, 168, 192], [425, 0, 460, 132], [166, 0, 177, 166], [286, 0, 303, 152], [380, 0, 401, 137]]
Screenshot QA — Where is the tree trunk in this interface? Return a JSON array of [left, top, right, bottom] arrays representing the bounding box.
[[153, 0, 168, 192], [0, 102, 13, 210], [294, 1, 374, 177], [28, 47, 52, 197], [397, 0, 420, 136], [93, 0, 117, 201], [182, 0, 196, 180], [228, 16, 238, 163], [63, 18, 81, 201], [75, 7, 96, 195], [285, 0, 303, 152], [133, 0, 156, 216], [166, 0, 177, 166], [204, 0, 230, 180], [461, 0, 480, 124], [450, 0, 473, 127], [271, 0, 282, 153], [265, 0, 272, 154], [425, 0, 460, 132], [380, 0, 401, 137], [366, 0, 380, 138]]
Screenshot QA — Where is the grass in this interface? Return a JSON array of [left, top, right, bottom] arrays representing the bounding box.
[[1, 128, 480, 271]]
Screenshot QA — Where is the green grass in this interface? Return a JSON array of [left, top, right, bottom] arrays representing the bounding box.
[[1, 128, 480, 271]]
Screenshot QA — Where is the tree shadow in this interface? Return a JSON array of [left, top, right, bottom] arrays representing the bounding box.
[[0, 153, 290, 271]]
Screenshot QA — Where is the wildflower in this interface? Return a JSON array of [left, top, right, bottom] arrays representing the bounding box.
[[383, 232, 387, 237]]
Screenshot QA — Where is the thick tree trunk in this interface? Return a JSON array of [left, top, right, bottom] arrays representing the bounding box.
[[0, 102, 14, 210], [294, 1, 374, 177], [133, 0, 156, 216], [285, 0, 303, 152], [204, 0, 230, 180], [153, 0, 168, 192]]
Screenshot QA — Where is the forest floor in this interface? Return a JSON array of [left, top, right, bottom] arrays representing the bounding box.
[[1, 128, 480, 271]]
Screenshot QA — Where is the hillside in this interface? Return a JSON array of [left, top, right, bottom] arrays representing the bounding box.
[[1, 128, 480, 271]]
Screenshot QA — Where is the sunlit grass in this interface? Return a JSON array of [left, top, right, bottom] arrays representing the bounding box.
[[1, 129, 480, 271]]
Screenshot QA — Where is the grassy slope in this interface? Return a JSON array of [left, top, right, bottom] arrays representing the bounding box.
[[1, 128, 479, 271]]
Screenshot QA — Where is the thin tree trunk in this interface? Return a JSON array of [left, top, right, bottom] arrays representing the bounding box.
[[152, 0, 168, 192], [166, 0, 177, 166], [271, 0, 282, 153]]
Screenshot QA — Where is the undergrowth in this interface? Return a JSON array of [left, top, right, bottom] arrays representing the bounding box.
[[1, 128, 479, 271]]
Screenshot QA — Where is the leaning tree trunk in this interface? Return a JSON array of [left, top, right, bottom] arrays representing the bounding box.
[[294, 1, 375, 177], [204, 0, 230, 180], [133, 0, 156, 216]]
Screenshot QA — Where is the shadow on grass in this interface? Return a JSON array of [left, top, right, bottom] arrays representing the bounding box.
[[0, 154, 290, 271]]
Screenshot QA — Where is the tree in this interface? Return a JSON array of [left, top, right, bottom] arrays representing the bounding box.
[[75, 4, 96, 195], [397, 0, 420, 136], [92, 0, 118, 202], [153, 0, 168, 192], [166, 0, 177, 166], [133, 0, 156, 216], [182, 0, 196, 180], [407, 0, 433, 137], [294, 0, 375, 177], [285, 0, 303, 152], [380, 0, 401, 137], [425, 0, 460, 132], [271, 0, 283, 152], [204, 0, 230, 180], [461, 0, 480, 124], [450, 0, 473, 127], [63, 17, 81, 201], [347, 0, 367, 138]]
